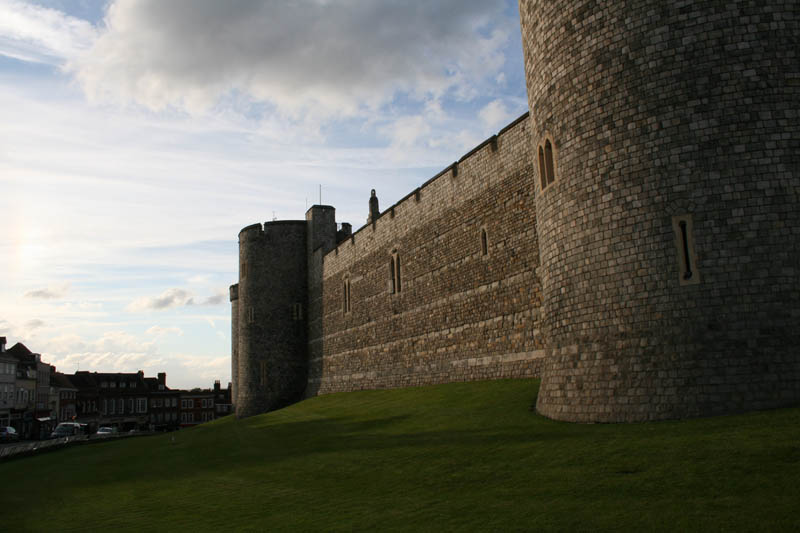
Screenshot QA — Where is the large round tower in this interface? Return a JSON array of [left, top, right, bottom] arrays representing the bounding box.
[[236, 221, 308, 418], [520, 0, 800, 421]]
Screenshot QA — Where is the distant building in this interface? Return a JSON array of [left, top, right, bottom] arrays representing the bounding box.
[[50, 371, 78, 423], [6, 342, 53, 438], [71, 370, 153, 431], [179, 389, 215, 427], [0, 337, 16, 427], [145, 373, 180, 431], [212, 380, 233, 419], [176, 381, 232, 428]]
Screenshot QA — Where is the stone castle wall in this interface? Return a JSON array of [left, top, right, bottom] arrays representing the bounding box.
[[520, 0, 800, 421], [231, 0, 799, 422], [307, 114, 546, 394]]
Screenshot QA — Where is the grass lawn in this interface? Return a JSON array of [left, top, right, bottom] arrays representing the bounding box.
[[4, 379, 800, 531]]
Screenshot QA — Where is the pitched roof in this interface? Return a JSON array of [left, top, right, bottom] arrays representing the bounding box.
[[5, 343, 42, 366], [6, 342, 33, 358]]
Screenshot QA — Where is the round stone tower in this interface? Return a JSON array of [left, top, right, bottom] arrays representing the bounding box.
[[520, 0, 800, 421], [236, 221, 308, 418]]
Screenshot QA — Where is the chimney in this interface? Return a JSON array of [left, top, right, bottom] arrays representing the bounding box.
[[158, 372, 166, 386], [0, 337, 5, 352], [214, 379, 220, 392]]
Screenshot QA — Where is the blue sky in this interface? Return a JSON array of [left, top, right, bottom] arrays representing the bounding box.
[[0, 0, 529, 389]]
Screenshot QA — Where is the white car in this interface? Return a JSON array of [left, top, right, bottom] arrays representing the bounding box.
[[96, 426, 118, 436], [0, 426, 18, 442]]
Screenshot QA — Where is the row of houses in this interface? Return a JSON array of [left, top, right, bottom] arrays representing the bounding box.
[[0, 337, 232, 439]]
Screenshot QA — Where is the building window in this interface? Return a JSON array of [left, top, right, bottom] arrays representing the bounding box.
[[248, 307, 255, 324], [137, 398, 147, 413], [389, 251, 402, 294], [480, 227, 489, 257], [292, 303, 303, 321], [538, 135, 557, 190], [343, 276, 351, 313], [240, 261, 247, 279], [260, 361, 267, 386]]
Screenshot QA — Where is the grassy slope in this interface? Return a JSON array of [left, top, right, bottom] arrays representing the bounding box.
[[4, 379, 800, 531]]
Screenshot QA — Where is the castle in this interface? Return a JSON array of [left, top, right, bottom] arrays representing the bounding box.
[[230, 0, 800, 422]]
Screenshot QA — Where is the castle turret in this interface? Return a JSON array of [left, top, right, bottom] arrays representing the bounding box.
[[306, 204, 337, 256], [235, 221, 308, 418], [520, 0, 800, 421]]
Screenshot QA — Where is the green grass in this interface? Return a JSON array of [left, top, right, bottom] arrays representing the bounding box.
[[4, 379, 800, 531]]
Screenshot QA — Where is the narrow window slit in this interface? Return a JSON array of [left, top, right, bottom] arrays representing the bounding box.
[[672, 214, 700, 286], [679, 221, 692, 280], [538, 146, 547, 189]]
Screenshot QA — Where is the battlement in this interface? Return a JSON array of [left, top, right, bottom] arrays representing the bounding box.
[[325, 111, 530, 266], [239, 220, 307, 239]]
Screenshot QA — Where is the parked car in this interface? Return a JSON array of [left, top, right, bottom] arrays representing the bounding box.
[[0, 426, 19, 442], [97, 426, 118, 436], [50, 422, 83, 439]]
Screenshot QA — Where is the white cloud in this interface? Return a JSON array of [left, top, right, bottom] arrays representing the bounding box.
[[45, 330, 162, 373], [479, 99, 514, 130], [68, 0, 512, 117], [145, 325, 183, 338], [127, 288, 194, 312], [172, 353, 230, 383], [199, 289, 227, 306], [126, 287, 229, 312], [24, 318, 45, 330], [0, 0, 96, 64], [383, 116, 431, 151], [24, 282, 71, 299]]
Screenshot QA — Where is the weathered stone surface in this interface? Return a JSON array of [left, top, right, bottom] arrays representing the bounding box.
[[520, 0, 800, 422], [236, 221, 308, 418], [307, 116, 544, 396]]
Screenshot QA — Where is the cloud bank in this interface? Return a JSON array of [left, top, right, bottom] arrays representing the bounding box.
[[69, 0, 512, 116]]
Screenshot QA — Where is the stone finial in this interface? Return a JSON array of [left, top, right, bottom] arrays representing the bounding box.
[[368, 189, 380, 224]]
